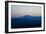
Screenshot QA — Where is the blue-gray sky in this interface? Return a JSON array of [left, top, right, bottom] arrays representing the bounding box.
[[11, 5, 41, 17]]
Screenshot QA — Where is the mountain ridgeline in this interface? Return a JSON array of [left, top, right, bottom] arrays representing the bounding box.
[[11, 15, 41, 28]]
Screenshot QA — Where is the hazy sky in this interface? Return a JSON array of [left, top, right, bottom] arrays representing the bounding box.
[[11, 5, 41, 17]]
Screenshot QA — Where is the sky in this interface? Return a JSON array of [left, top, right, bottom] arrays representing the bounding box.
[[11, 5, 41, 17]]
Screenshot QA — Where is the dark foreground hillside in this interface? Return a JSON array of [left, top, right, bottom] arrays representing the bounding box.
[[11, 15, 41, 28]]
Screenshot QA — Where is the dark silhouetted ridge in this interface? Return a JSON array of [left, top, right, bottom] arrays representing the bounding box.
[[11, 15, 41, 28]]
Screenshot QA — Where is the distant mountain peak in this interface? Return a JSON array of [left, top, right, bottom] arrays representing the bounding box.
[[24, 15, 31, 16], [25, 15, 30, 16]]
